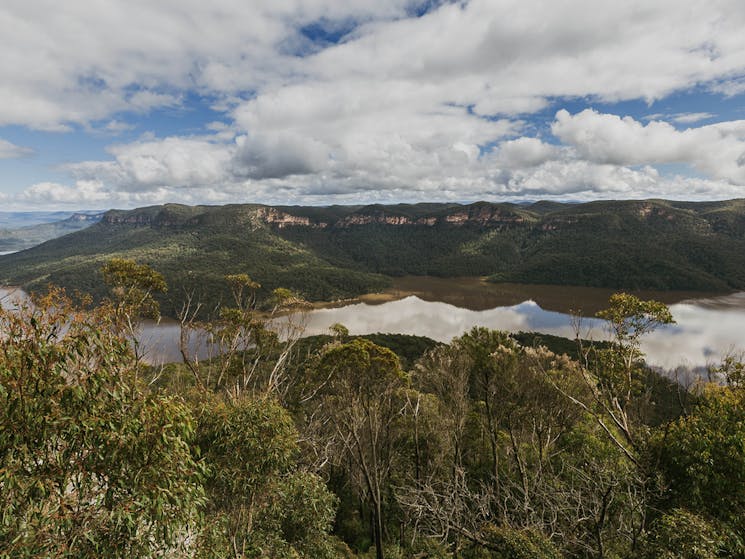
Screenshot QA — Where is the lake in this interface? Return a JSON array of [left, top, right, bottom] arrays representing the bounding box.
[[4, 279, 745, 372], [294, 277, 743, 370]]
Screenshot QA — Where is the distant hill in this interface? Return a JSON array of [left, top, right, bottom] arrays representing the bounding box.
[[1, 199, 745, 315], [0, 212, 103, 253]]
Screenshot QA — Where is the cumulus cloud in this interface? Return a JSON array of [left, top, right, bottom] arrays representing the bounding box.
[[306, 0, 745, 110], [0, 0, 423, 129], [552, 109, 745, 184], [17, 178, 247, 209], [21, 181, 114, 205], [4, 0, 745, 207], [67, 136, 235, 192], [232, 133, 330, 180], [0, 138, 33, 159], [490, 138, 563, 169], [2, 0, 745, 129]]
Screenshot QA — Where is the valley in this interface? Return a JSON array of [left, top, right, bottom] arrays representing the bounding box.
[[2, 199, 745, 319]]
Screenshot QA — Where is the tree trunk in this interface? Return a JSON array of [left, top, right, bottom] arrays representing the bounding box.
[[374, 498, 385, 559]]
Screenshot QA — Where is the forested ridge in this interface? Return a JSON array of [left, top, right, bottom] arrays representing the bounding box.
[[2, 199, 745, 316], [2, 261, 745, 558]]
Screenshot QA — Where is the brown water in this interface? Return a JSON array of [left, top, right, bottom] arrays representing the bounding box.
[[370, 277, 724, 316], [4, 281, 745, 370]]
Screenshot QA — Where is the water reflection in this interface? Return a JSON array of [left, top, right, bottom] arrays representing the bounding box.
[[300, 294, 745, 371], [379, 277, 724, 315], [3, 284, 745, 371], [304, 297, 586, 343], [644, 301, 745, 369]]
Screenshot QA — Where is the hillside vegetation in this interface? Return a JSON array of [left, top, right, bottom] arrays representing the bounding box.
[[4, 266, 744, 558], [1, 199, 745, 314]]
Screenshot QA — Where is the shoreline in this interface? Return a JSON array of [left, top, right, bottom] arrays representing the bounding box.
[[306, 276, 734, 316], [3, 278, 738, 320]]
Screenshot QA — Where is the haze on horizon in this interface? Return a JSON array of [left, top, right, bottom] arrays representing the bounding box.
[[3, 0, 745, 211]]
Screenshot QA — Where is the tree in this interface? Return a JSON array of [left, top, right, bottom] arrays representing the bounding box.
[[640, 509, 724, 559], [400, 330, 600, 557], [652, 382, 745, 537], [0, 287, 203, 559], [314, 339, 408, 559], [195, 395, 339, 558], [178, 273, 309, 399], [101, 257, 167, 364], [570, 294, 675, 463], [595, 292, 673, 376]]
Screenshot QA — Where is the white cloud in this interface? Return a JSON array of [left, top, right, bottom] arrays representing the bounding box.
[[0, 138, 33, 159], [672, 112, 715, 124], [305, 0, 745, 109], [102, 120, 136, 134], [0, 0, 421, 129], [16, 179, 244, 209], [29, 121, 742, 208], [67, 136, 235, 192], [4, 0, 745, 206], [711, 77, 745, 97], [552, 109, 745, 184], [2, 0, 745, 130], [490, 138, 563, 169], [21, 181, 115, 206]]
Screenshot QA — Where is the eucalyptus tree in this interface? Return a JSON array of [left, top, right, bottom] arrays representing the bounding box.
[[314, 339, 409, 559], [101, 257, 168, 366], [0, 287, 204, 559]]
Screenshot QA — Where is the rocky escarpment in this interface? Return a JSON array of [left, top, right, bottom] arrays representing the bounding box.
[[97, 199, 738, 239], [258, 203, 532, 229], [102, 212, 154, 226], [4, 198, 745, 305], [100, 202, 537, 230], [254, 208, 329, 229]]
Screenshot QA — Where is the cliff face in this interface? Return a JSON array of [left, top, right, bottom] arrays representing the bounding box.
[[255, 208, 329, 229], [258, 203, 530, 229], [5, 198, 745, 304], [102, 212, 154, 226], [97, 199, 734, 235], [101, 202, 534, 230], [102, 205, 218, 228]]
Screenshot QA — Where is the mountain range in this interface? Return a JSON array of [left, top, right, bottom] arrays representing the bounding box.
[[0, 212, 103, 253], [1, 199, 744, 315]]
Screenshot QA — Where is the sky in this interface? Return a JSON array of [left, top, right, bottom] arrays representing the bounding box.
[[3, 0, 745, 210]]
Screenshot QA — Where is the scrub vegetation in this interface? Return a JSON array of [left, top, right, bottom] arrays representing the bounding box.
[[2, 261, 743, 558]]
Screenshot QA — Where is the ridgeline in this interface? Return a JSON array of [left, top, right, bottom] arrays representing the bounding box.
[[2, 199, 745, 315]]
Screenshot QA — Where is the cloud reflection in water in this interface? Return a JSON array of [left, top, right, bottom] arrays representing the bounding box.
[[301, 295, 745, 371]]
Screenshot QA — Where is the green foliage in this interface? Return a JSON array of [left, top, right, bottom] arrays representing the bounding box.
[[0, 288, 204, 559], [596, 292, 674, 348], [4, 199, 745, 318], [652, 384, 745, 530], [195, 395, 340, 558], [2, 254, 744, 559], [329, 322, 350, 340], [102, 256, 167, 321], [315, 339, 408, 559], [465, 525, 562, 559], [641, 509, 724, 559]]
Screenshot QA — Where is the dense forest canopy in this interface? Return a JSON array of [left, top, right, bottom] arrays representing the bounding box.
[[2, 261, 745, 558]]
